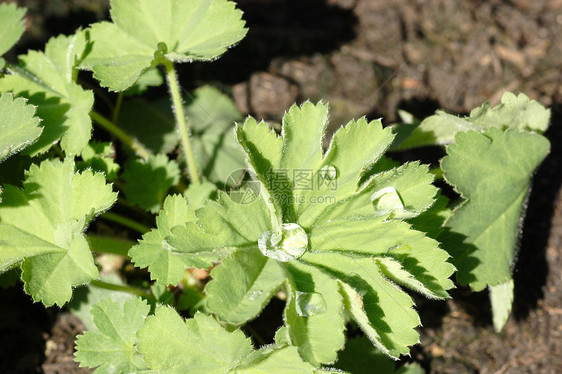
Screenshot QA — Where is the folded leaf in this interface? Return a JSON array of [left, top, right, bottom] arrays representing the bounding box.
[[131, 191, 272, 285]]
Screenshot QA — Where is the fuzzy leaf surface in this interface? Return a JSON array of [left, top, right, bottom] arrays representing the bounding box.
[[0, 93, 42, 163], [217, 103, 452, 361], [129, 194, 195, 285], [133, 102, 454, 363], [490, 279, 514, 333], [74, 298, 150, 373], [76, 297, 324, 373], [130, 191, 271, 285], [80, 0, 247, 91], [206, 249, 286, 325], [441, 128, 550, 291], [0, 33, 93, 155], [307, 253, 420, 358], [137, 308, 253, 373], [234, 345, 321, 373], [0, 159, 116, 305], [399, 92, 550, 149], [0, 3, 25, 56], [283, 261, 346, 365]]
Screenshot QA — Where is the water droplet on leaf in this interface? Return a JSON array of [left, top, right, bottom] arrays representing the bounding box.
[[370, 186, 405, 216], [295, 291, 327, 317], [247, 290, 263, 300], [258, 223, 308, 262]]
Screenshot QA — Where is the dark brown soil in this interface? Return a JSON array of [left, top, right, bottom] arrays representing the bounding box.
[[1, 0, 561, 373]]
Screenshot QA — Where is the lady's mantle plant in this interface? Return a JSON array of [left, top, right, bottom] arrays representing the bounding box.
[[129, 102, 455, 365], [0, 0, 456, 365]]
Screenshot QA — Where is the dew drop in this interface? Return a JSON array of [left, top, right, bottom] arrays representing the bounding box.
[[258, 223, 308, 262], [247, 290, 263, 301], [295, 291, 327, 317], [370, 186, 405, 216]]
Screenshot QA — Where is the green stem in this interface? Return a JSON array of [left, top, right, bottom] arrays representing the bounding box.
[[100, 211, 150, 233], [91, 280, 153, 300], [112, 92, 124, 124], [163, 60, 200, 185], [90, 110, 151, 159]]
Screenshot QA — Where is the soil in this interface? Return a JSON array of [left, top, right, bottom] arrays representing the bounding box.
[[1, 0, 562, 373]]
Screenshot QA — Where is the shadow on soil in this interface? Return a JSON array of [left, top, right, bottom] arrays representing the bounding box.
[[513, 102, 562, 320], [180, 0, 357, 86]]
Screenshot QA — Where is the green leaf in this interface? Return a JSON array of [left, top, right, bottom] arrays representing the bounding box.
[[335, 336, 396, 374], [206, 250, 286, 325], [307, 218, 454, 299], [76, 297, 326, 373], [80, 0, 248, 91], [185, 180, 216, 210], [137, 309, 253, 373], [74, 297, 150, 373], [490, 278, 514, 333], [441, 128, 550, 291], [306, 253, 420, 358], [0, 93, 42, 163], [118, 86, 246, 185], [0, 32, 93, 155], [398, 92, 550, 149], [123, 67, 164, 96], [0, 158, 117, 306], [469, 92, 550, 132], [131, 190, 272, 286], [129, 194, 196, 285], [68, 273, 134, 331], [294, 116, 396, 224], [235, 345, 320, 373], [0, 3, 26, 56], [164, 191, 272, 268], [397, 363, 425, 374], [407, 191, 450, 239], [118, 97, 179, 155], [122, 154, 180, 213], [134, 102, 454, 363], [284, 262, 345, 365], [77, 141, 120, 180], [185, 86, 246, 185]]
